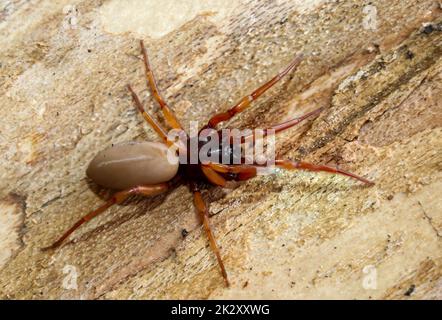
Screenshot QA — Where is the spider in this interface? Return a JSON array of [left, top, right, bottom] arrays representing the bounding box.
[[43, 40, 373, 287]]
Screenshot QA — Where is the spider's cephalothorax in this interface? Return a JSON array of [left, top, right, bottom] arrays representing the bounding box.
[[43, 40, 373, 287], [182, 131, 242, 174]]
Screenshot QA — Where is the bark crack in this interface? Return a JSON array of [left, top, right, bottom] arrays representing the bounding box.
[[418, 201, 441, 238]]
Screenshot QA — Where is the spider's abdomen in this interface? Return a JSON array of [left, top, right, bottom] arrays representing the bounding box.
[[87, 141, 179, 190]]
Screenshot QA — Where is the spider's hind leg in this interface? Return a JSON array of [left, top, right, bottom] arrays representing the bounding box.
[[42, 183, 170, 251], [127, 84, 170, 144], [139, 40, 183, 131]]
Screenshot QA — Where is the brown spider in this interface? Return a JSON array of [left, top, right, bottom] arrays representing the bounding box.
[[43, 40, 373, 287]]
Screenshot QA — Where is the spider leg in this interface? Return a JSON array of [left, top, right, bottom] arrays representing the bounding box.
[[207, 161, 373, 185], [272, 159, 374, 185], [140, 40, 183, 130], [42, 183, 169, 251], [238, 107, 323, 143], [205, 162, 258, 181], [201, 165, 229, 187], [190, 182, 229, 287], [127, 84, 170, 144], [207, 53, 304, 128]]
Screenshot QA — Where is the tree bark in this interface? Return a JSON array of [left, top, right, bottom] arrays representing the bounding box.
[[0, 0, 441, 299]]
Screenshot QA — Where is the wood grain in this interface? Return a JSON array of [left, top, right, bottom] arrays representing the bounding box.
[[0, 0, 441, 299]]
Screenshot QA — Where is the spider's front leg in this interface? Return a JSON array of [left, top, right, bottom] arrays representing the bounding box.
[[207, 53, 304, 128], [222, 106, 324, 144], [206, 161, 373, 185], [272, 159, 374, 185]]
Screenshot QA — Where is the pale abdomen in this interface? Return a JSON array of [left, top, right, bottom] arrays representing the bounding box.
[[86, 142, 179, 190]]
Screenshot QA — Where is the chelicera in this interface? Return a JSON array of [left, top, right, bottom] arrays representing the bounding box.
[[43, 40, 373, 286]]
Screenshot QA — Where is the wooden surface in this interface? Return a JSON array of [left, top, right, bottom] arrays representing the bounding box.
[[0, 0, 441, 299]]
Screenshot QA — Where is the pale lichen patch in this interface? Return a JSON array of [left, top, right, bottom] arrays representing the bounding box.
[[99, 0, 243, 39], [0, 195, 25, 268]]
